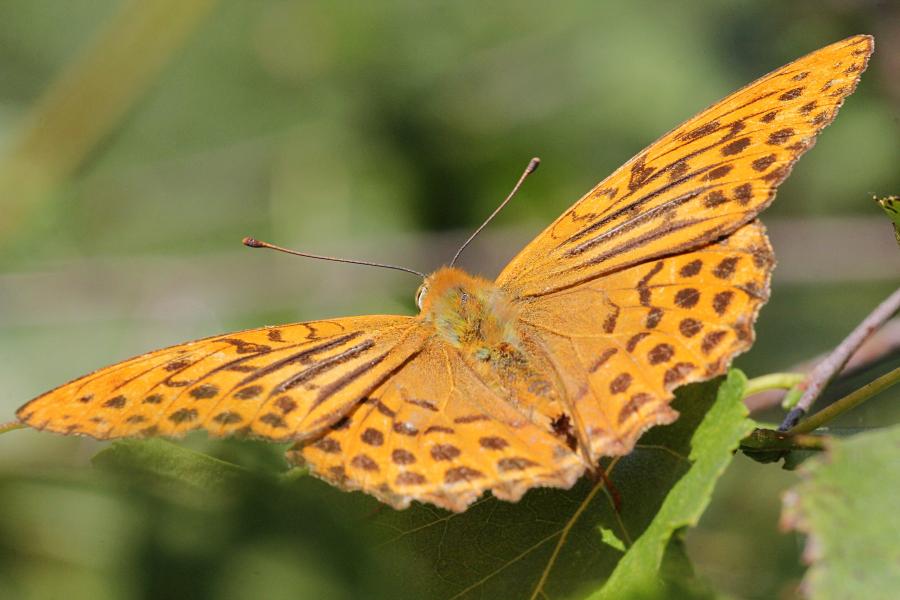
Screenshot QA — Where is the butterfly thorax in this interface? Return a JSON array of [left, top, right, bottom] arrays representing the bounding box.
[[418, 267, 520, 357], [419, 267, 575, 442]]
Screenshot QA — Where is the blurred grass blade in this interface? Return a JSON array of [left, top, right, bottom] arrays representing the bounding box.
[[0, 0, 219, 236]]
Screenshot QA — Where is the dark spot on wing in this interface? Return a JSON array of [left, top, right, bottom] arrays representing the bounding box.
[[626, 332, 649, 352], [445, 466, 484, 483], [645, 307, 664, 329], [618, 393, 654, 424], [707, 165, 733, 180], [779, 87, 804, 101], [350, 454, 379, 472], [704, 190, 728, 208], [169, 408, 198, 424], [498, 457, 538, 472], [733, 183, 753, 205], [233, 385, 262, 400], [260, 413, 287, 428], [664, 362, 695, 386], [213, 411, 244, 425], [431, 444, 461, 461], [679, 259, 702, 277], [103, 395, 127, 409], [713, 257, 740, 279], [480, 436, 509, 450], [674, 288, 700, 309], [190, 384, 219, 399], [392, 449, 416, 465], [679, 318, 702, 338], [721, 137, 751, 156], [767, 128, 794, 145], [702, 330, 728, 354], [396, 471, 426, 485], [361, 428, 384, 446], [590, 348, 618, 372], [647, 343, 674, 365], [713, 291, 735, 315], [752, 154, 777, 172], [610, 373, 633, 394]]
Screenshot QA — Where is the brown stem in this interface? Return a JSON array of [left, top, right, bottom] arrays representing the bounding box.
[[779, 287, 900, 431], [744, 317, 900, 414]]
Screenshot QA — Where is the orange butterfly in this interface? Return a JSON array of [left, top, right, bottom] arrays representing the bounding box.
[[16, 35, 872, 512]]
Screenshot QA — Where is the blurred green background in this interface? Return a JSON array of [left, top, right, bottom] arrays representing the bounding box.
[[0, 1, 898, 598]]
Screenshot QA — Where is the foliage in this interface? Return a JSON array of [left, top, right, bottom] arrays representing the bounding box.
[[781, 425, 900, 600], [85, 372, 750, 599], [0, 2, 898, 599]]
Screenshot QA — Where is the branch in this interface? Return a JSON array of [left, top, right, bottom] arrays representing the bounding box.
[[744, 317, 900, 414], [787, 366, 900, 435], [778, 287, 900, 431]]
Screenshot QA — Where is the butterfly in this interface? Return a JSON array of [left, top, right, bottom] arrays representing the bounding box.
[[16, 35, 873, 512]]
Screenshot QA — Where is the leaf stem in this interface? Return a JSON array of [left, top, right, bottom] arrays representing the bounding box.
[[787, 365, 900, 435], [779, 287, 900, 431], [743, 373, 806, 397]]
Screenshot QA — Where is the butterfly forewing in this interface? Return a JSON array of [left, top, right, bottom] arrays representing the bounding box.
[[17, 316, 426, 441], [497, 34, 872, 297]]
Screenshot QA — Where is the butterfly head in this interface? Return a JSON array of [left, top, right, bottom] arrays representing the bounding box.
[[417, 267, 518, 349], [416, 267, 487, 315]]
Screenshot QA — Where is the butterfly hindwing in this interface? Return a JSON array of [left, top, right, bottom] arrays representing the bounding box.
[[290, 339, 586, 511], [514, 221, 774, 461]]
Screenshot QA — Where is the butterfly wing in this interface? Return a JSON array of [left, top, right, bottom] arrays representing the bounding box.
[[497, 34, 872, 297], [290, 338, 586, 512], [515, 220, 772, 461], [17, 316, 428, 441], [495, 36, 872, 463]]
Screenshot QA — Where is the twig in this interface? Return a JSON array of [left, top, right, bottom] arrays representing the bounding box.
[[0, 421, 25, 435], [787, 365, 900, 435], [744, 317, 900, 414], [778, 287, 900, 431]]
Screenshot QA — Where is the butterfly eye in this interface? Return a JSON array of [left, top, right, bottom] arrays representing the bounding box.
[[415, 283, 429, 310]]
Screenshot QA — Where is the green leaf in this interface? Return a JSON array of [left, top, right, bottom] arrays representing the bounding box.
[[593, 369, 752, 599], [355, 370, 751, 598], [874, 195, 900, 247], [89, 371, 751, 599], [781, 425, 900, 600], [599, 527, 626, 552], [92, 438, 252, 494]]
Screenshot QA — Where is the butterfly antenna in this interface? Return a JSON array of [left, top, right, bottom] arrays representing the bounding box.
[[242, 237, 426, 278], [448, 157, 540, 268]]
